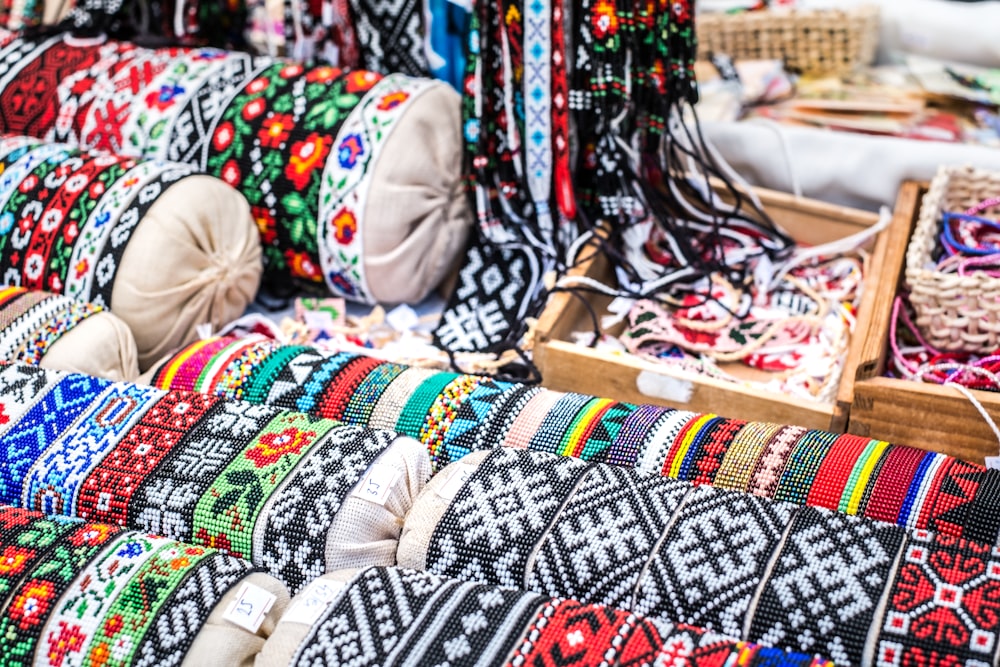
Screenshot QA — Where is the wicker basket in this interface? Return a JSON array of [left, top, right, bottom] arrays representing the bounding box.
[[905, 165, 1000, 353], [696, 5, 880, 76]]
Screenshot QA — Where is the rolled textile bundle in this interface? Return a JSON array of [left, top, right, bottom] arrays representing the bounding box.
[[0, 135, 260, 370], [143, 335, 1000, 543], [398, 447, 1000, 666], [257, 566, 830, 667], [0, 361, 430, 593], [0, 31, 471, 302], [0, 286, 138, 380], [0, 505, 288, 667]]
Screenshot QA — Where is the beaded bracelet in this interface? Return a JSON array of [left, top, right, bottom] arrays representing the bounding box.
[[128, 400, 281, 542], [803, 433, 874, 512], [253, 424, 391, 593], [747, 424, 807, 499], [526, 463, 689, 608], [573, 400, 636, 462], [637, 410, 697, 478], [0, 292, 62, 357], [874, 529, 1000, 667], [556, 397, 614, 458], [394, 371, 460, 440], [188, 337, 263, 395], [838, 438, 891, 516], [294, 351, 360, 415], [661, 413, 717, 479], [341, 361, 407, 427], [214, 338, 283, 401], [0, 508, 80, 602], [527, 392, 594, 455], [21, 383, 159, 517], [388, 576, 546, 664], [425, 447, 591, 589], [151, 337, 227, 391], [75, 391, 218, 525], [39, 530, 163, 666], [314, 355, 384, 421], [242, 344, 313, 405], [900, 451, 948, 531], [16, 300, 103, 365], [965, 470, 1000, 546], [713, 421, 783, 493], [191, 411, 336, 560], [674, 415, 728, 482], [862, 445, 933, 527], [503, 389, 564, 450], [0, 363, 68, 441], [477, 385, 541, 453], [0, 373, 111, 507], [0, 289, 48, 342], [685, 417, 747, 486], [606, 404, 672, 468], [0, 519, 122, 666], [436, 378, 519, 467], [917, 458, 983, 538], [81, 539, 212, 667], [420, 374, 486, 469], [749, 507, 905, 665], [773, 429, 840, 505], [261, 347, 327, 408], [366, 366, 438, 432], [633, 483, 796, 639]]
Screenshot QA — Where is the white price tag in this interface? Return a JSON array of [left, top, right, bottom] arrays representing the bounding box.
[[436, 462, 475, 501], [282, 579, 346, 626], [986, 456, 1000, 471], [223, 582, 277, 633], [351, 463, 400, 506]]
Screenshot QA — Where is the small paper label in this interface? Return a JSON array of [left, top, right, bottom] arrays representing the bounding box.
[[282, 579, 345, 626], [385, 304, 420, 332], [436, 462, 475, 501], [636, 370, 694, 404], [351, 463, 400, 506], [986, 456, 1000, 471], [224, 582, 277, 633]]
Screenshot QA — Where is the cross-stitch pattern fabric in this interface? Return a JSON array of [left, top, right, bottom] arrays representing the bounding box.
[[399, 447, 1000, 664], [0, 361, 429, 593], [0, 32, 470, 303], [0, 134, 260, 369], [145, 335, 1000, 543], [269, 567, 830, 667], [0, 504, 281, 667]]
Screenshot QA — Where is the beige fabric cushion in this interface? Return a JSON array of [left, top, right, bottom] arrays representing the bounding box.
[[182, 571, 291, 667], [40, 311, 139, 381], [362, 81, 471, 304], [110, 175, 262, 371], [254, 569, 361, 667], [325, 435, 431, 571], [395, 450, 491, 571]]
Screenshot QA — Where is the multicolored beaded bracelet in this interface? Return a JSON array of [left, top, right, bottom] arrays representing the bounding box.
[[605, 403, 671, 468], [340, 361, 407, 426], [314, 356, 384, 421], [713, 421, 783, 493], [527, 392, 594, 455], [773, 429, 840, 505], [503, 389, 564, 450], [394, 371, 460, 441], [366, 366, 438, 432], [420, 374, 486, 469]]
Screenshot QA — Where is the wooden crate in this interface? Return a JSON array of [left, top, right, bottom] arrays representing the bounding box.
[[849, 181, 1000, 464], [534, 187, 892, 431]]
